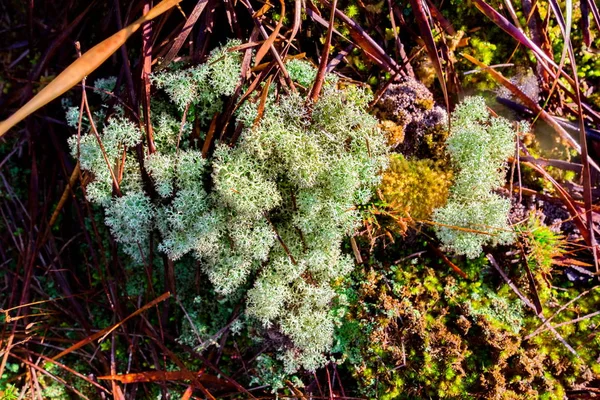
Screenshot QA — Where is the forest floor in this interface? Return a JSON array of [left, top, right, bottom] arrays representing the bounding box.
[[1, 0, 600, 399]]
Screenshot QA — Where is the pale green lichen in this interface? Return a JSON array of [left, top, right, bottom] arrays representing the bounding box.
[[286, 58, 317, 88], [433, 96, 515, 258], [104, 191, 154, 262], [151, 39, 242, 121], [67, 42, 389, 376]]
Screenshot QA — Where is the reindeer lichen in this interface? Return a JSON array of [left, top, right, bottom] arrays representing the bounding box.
[[68, 41, 389, 375], [433, 96, 516, 258]]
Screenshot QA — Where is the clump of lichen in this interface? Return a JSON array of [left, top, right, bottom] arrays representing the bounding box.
[[285, 58, 318, 88], [232, 77, 388, 373], [380, 154, 453, 222], [374, 76, 448, 158], [68, 42, 389, 376], [433, 96, 516, 258]]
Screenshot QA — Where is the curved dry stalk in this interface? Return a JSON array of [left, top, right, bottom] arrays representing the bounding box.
[[408, 0, 449, 114], [255, 0, 285, 66], [486, 254, 579, 357], [310, 0, 337, 102], [461, 53, 600, 173], [0, 0, 183, 137]]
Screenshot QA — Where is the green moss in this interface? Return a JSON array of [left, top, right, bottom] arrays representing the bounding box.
[[335, 239, 598, 399], [380, 154, 453, 222], [516, 213, 566, 276]]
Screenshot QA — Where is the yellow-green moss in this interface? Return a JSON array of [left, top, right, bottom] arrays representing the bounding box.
[[380, 154, 453, 222], [379, 120, 405, 147], [334, 242, 599, 399]]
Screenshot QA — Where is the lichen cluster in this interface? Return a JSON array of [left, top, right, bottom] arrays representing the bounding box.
[[433, 96, 516, 258], [68, 45, 388, 373], [374, 76, 448, 156], [221, 70, 388, 372]]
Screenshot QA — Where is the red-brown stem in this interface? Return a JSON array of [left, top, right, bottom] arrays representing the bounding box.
[[142, 1, 156, 154], [310, 0, 337, 103]]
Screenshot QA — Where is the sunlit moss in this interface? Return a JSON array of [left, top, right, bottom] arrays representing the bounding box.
[[334, 245, 597, 399], [380, 154, 453, 222]]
